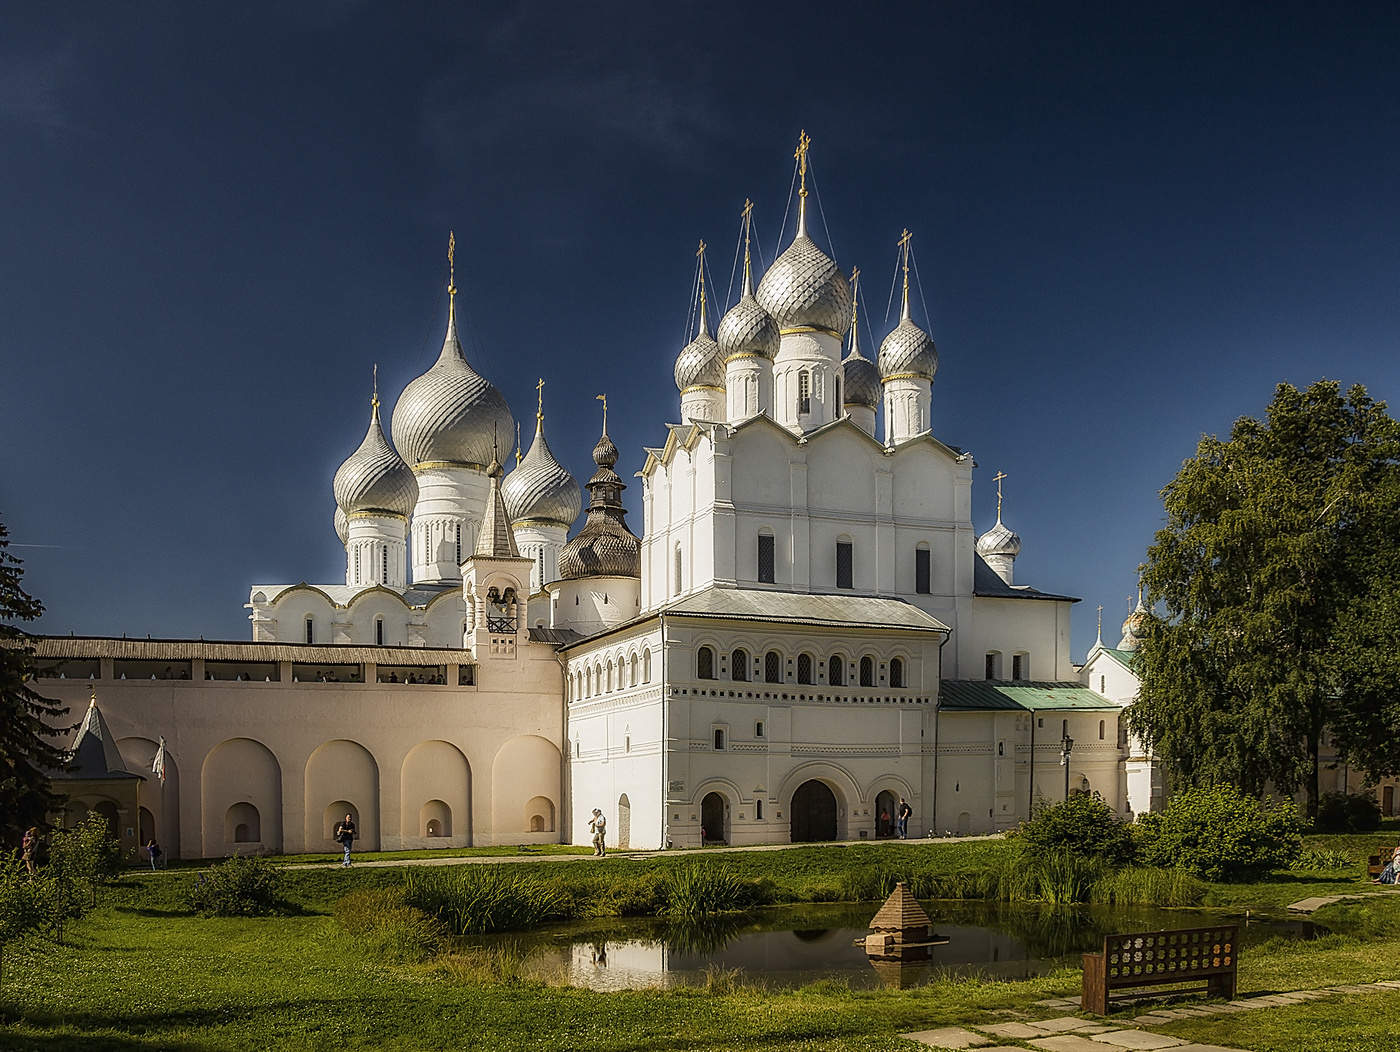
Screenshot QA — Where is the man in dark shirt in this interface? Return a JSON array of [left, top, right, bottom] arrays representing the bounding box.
[[897, 798, 913, 840], [334, 813, 357, 866]]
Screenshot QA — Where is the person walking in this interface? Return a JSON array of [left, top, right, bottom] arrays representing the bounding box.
[[897, 797, 913, 840], [334, 813, 357, 867], [589, 808, 607, 857], [145, 838, 164, 870], [21, 827, 38, 876]]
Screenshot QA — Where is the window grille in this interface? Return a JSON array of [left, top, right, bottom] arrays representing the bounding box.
[[890, 657, 905, 688], [764, 650, 781, 683], [798, 371, 811, 414], [915, 547, 931, 593], [860, 655, 874, 686], [697, 646, 715, 680], [757, 533, 775, 583], [797, 653, 813, 684], [828, 655, 844, 686], [836, 541, 853, 589], [731, 649, 749, 682], [382, 546, 389, 583]]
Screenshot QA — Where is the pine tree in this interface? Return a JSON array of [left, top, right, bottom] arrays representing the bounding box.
[[0, 517, 70, 844], [1127, 381, 1400, 819]]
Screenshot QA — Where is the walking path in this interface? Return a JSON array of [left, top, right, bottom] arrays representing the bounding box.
[[1285, 886, 1398, 913], [280, 833, 1003, 871], [902, 977, 1400, 1051]]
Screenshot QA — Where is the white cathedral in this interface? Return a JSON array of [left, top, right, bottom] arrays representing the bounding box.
[[35, 137, 1217, 861]]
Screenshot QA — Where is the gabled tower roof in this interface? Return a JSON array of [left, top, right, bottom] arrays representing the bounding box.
[[57, 691, 140, 781]]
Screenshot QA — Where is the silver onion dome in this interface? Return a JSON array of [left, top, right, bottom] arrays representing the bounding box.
[[718, 259, 780, 361], [976, 519, 1022, 559], [390, 304, 515, 469], [756, 225, 851, 335], [558, 427, 641, 579], [1119, 594, 1150, 651], [878, 316, 938, 381], [674, 314, 724, 391], [333, 506, 349, 545], [841, 348, 880, 408], [502, 417, 582, 528], [332, 399, 418, 517]]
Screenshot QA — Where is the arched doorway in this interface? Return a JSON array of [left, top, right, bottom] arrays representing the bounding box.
[[790, 781, 837, 842], [93, 800, 120, 839], [874, 790, 898, 838], [956, 811, 972, 835], [701, 792, 727, 845], [617, 794, 631, 849]]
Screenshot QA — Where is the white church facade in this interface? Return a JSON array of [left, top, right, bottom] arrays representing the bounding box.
[[33, 137, 1195, 859]]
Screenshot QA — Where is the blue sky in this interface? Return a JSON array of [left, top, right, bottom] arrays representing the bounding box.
[[4, 3, 1398, 659]]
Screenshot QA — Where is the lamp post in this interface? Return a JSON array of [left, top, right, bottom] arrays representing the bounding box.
[[1060, 730, 1075, 800]]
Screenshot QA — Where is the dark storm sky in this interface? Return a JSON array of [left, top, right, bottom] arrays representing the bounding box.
[[4, 3, 1398, 658]]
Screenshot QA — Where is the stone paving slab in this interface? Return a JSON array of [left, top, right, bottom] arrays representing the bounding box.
[[1090, 1031, 1184, 1050], [1029, 1017, 1100, 1033], [1170, 1045, 1252, 1052], [977, 1022, 1045, 1039], [1030, 1037, 1118, 1052], [1035, 998, 1082, 1007], [900, 1027, 994, 1049]]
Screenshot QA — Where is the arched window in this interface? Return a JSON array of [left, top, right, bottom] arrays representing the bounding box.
[[584, 666, 592, 696], [828, 654, 845, 686], [757, 530, 776, 584], [642, 648, 652, 683], [606, 661, 614, 692], [714, 728, 726, 750], [595, 663, 603, 693], [697, 646, 715, 680], [354, 547, 361, 581], [797, 653, 813, 684], [455, 524, 461, 566], [798, 370, 811, 414], [764, 650, 782, 683], [915, 543, 931, 594], [304, 617, 314, 644], [673, 545, 683, 596], [835, 539, 853, 589], [375, 618, 384, 646], [860, 655, 875, 687], [1099, 719, 1106, 740], [731, 648, 749, 682], [890, 657, 905, 688], [382, 546, 389, 583], [1012, 653, 1027, 680], [985, 652, 1001, 680], [629, 653, 638, 687]]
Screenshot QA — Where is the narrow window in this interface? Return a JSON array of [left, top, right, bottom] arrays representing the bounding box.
[[756, 800, 764, 820], [354, 547, 361, 581], [697, 646, 715, 680], [755, 720, 765, 738], [455, 524, 461, 565], [828, 655, 844, 686], [985, 653, 998, 680], [860, 655, 874, 687], [643, 648, 652, 683], [764, 650, 782, 683], [714, 728, 725, 750], [375, 618, 384, 646], [673, 546, 683, 596], [731, 648, 749, 682], [1099, 719, 1106, 741], [382, 546, 389, 583], [835, 375, 842, 408], [890, 657, 905, 688], [797, 653, 813, 684], [757, 532, 775, 584], [1012, 654, 1026, 681], [1099, 675, 1106, 694], [836, 540, 853, 589], [798, 371, 811, 414], [915, 546, 931, 594], [625, 734, 631, 753], [304, 617, 314, 644]]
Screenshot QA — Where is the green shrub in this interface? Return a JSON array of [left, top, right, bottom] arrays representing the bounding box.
[[48, 813, 122, 911], [334, 887, 448, 962], [1088, 866, 1207, 906], [1290, 847, 1354, 871], [1014, 794, 1137, 866], [0, 855, 51, 985], [404, 866, 568, 935], [1314, 791, 1381, 833], [186, 855, 286, 916], [1136, 784, 1301, 882], [997, 847, 1107, 904], [663, 863, 766, 920]]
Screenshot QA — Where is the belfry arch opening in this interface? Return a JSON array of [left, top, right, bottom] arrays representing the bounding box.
[[789, 780, 838, 843]]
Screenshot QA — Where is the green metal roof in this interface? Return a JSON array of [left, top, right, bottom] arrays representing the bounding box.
[[939, 680, 1120, 713], [1100, 647, 1141, 671]]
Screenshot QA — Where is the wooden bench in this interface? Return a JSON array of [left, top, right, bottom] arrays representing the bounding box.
[[1367, 846, 1396, 880], [1082, 925, 1237, 1015]]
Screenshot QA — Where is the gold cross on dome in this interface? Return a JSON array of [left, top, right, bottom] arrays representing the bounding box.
[[993, 470, 1007, 521], [447, 230, 456, 292], [536, 377, 545, 419], [371, 363, 379, 410], [596, 392, 608, 434], [795, 130, 811, 196]]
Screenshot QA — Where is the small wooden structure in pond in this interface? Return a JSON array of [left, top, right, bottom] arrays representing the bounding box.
[[865, 882, 942, 957]]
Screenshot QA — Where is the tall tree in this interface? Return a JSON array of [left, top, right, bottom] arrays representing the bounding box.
[[1127, 381, 1400, 819], [0, 517, 69, 844]]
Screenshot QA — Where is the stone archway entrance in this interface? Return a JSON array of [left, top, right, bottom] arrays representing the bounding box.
[[701, 792, 727, 845], [790, 780, 837, 842], [875, 790, 898, 838]]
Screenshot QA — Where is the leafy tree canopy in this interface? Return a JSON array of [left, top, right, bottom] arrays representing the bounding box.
[[0, 516, 70, 844], [1127, 381, 1400, 816]]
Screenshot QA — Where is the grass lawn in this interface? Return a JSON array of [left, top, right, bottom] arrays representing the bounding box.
[[2, 835, 1398, 1050]]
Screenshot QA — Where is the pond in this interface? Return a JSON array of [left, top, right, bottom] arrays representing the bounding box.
[[464, 902, 1322, 991]]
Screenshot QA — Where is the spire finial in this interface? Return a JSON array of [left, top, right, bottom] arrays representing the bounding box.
[[1096, 604, 1104, 645], [794, 130, 812, 236], [514, 420, 522, 467], [1137, 582, 1144, 610], [695, 239, 708, 335], [89, 684, 97, 707], [993, 469, 1008, 524], [371, 363, 380, 413], [898, 228, 913, 321], [447, 230, 457, 322], [596, 392, 608, 436], [740, 199, 755, 294], [848, 266, 861, 353], [536, 377, 545, 423]]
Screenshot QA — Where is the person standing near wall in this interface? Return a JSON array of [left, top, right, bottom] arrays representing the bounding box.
[[589, 808, 607, 857], [334, 813, 357, 867], [897, 798, 912, 840]]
